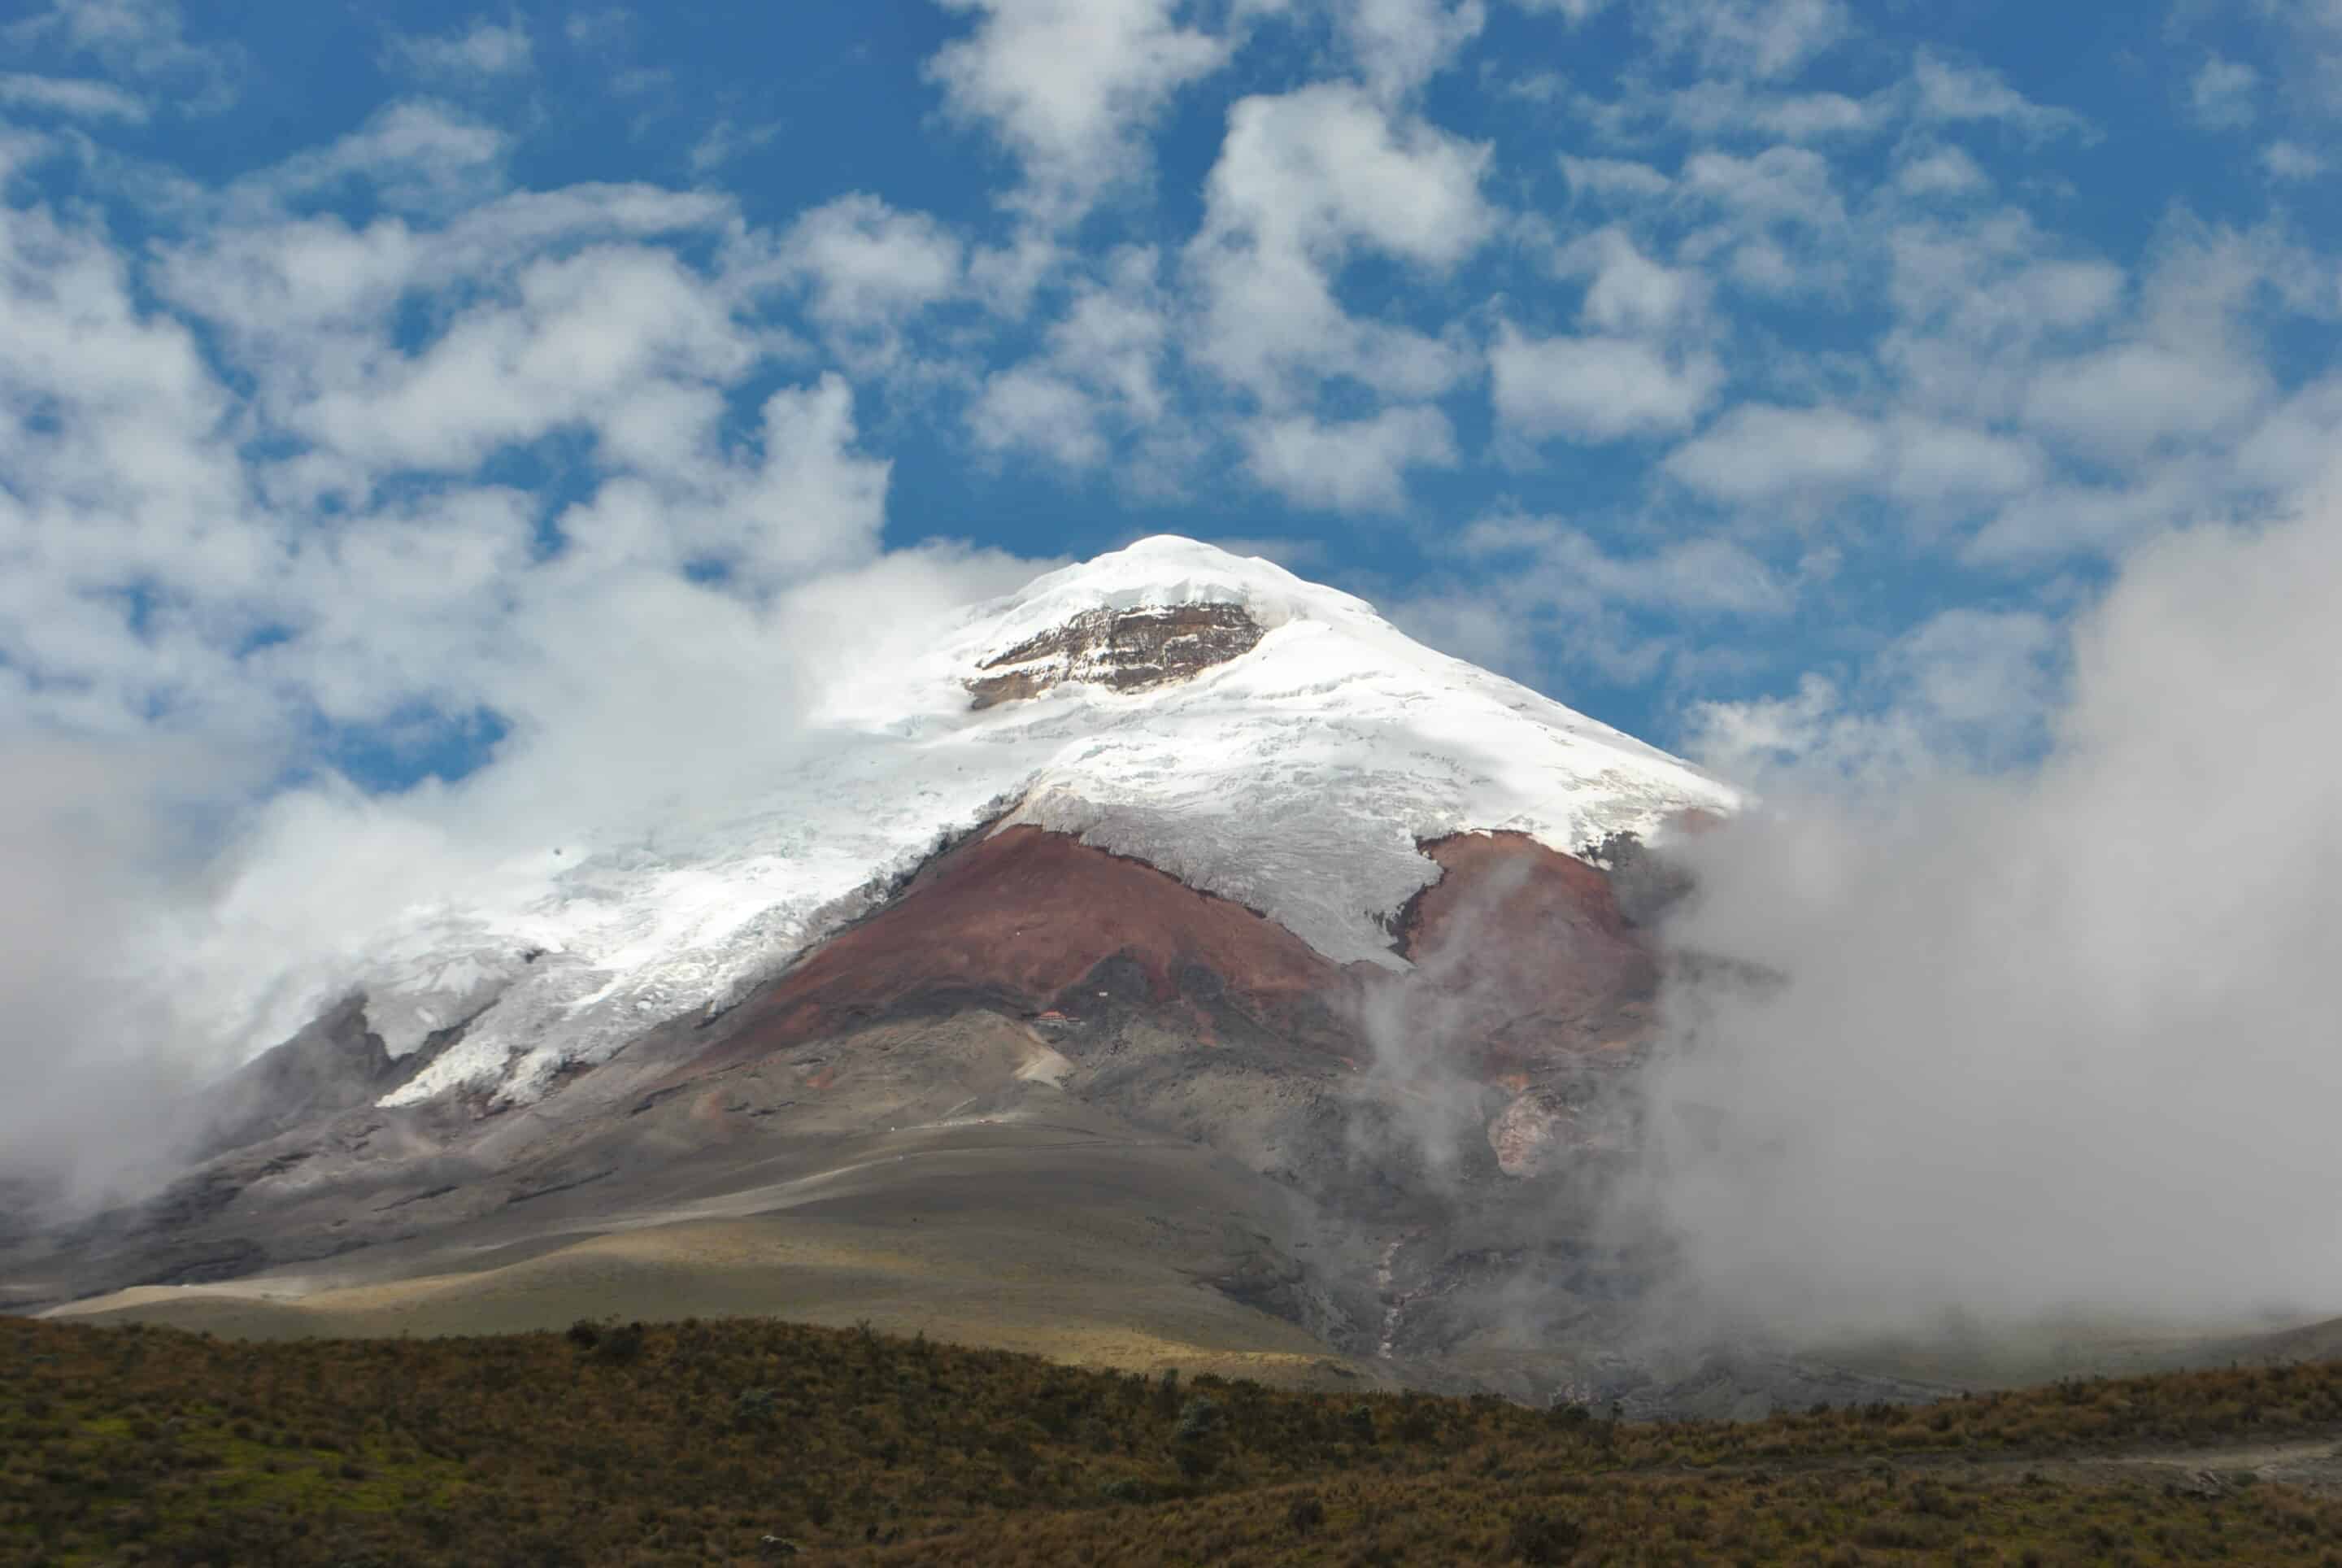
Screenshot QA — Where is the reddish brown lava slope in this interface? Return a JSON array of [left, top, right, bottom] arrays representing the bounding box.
[[690, 822, 1665, 1087], [698, 825, 1352, 1066], [1396, 831, 1659, 1072]]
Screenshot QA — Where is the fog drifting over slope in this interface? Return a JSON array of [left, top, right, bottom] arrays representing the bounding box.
[[0, 547, 1041, 1206], [0, 737, 250, 1202], [1641, 487, 2342, 1337]]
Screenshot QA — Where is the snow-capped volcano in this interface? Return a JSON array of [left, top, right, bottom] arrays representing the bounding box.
[[343, 536, 1734, 1107], [19, 538, 1841, 1414], [37, 540, 2301, 1422]]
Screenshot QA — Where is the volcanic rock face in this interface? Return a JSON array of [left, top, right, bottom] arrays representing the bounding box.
[[1397, 831, 1659, 1071], [966, 603, 1265, 708], [690, 821, 1666, 1128], [698, 822, 1353, 1067], [193, 993, 402, 1158], [1487, 1094, 1574, 1178]]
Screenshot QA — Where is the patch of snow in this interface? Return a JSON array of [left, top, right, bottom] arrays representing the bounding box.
[[359, 536, 1734, 1108]]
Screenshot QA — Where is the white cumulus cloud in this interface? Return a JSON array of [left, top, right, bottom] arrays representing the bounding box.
[[927, 0, 1232, 220], [1186, 81, 1490, 404]]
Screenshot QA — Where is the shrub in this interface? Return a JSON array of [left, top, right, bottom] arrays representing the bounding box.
[[1173, 1396, 1224, 1480], [590, 1322, 646, 1365], [1508, 1509, 1586, 1563], [1173, 1396, 1222, 1444], [7, 1312, 2342, 1566]]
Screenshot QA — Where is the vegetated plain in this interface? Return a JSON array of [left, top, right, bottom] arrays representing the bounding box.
[[7, 1316, 2342, 1565]]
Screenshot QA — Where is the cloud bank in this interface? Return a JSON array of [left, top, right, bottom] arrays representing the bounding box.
[[1640, 478, 2342, 1337]]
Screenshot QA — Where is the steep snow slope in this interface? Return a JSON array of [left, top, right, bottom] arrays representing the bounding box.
[[346, 537, 1733, 1106]]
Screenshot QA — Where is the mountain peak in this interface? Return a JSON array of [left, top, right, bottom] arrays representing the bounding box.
[[960, 535, 1365, 669], [315, 539, 1741, 1108], [1112, 532, 1244, 558]]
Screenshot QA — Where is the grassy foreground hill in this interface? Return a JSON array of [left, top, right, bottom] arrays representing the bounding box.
[[4, 1314, 2341, 1566]]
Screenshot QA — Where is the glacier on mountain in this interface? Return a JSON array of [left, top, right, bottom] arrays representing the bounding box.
[[329, 537, 1738, 1108]]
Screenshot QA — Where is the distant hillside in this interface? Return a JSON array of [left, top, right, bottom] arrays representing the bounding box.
[[5, 1316, 2340, 1565]]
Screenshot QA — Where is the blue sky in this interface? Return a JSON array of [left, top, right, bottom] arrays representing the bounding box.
[[3, 0, 2340, 803]]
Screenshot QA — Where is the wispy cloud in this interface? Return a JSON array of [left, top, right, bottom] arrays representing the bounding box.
[[385, 17, 535, 82], [2188, 54, 2260, 130], [1243, 404, 1460, 512], [0, 71, 147, 121], [3, 0, 243, 111]]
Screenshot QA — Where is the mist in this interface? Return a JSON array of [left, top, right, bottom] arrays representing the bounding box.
[[1637, 488, 2342, 1341], [0, 736, 255, 1207], [0, 544, 1041, 1208], [1345, 856, 1539, 1183]]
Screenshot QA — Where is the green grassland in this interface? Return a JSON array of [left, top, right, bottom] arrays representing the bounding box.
[[5, 1313, 2341, 1565]]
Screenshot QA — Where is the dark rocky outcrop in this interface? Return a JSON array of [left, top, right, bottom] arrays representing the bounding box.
[[193, 992, 399, 1159], [968, 603, 1265, 708]]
